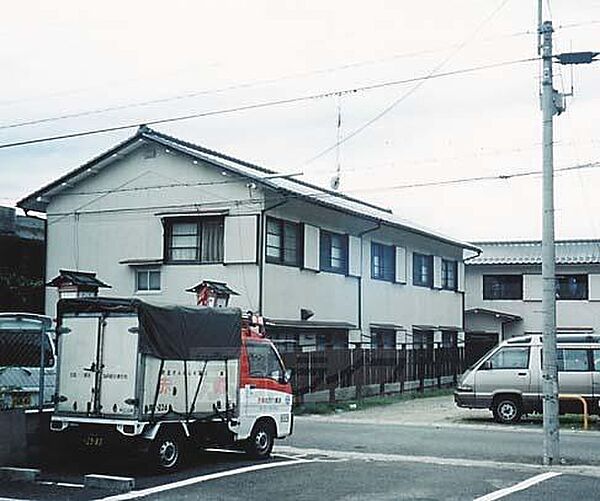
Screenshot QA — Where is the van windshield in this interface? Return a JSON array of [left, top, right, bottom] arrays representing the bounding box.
[[0, 329, 54, 368]]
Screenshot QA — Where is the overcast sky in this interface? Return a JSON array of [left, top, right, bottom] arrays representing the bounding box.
[[1, 0, 600, 241]]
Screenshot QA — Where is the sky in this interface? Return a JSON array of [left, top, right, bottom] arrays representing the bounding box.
[[1, 0, 600, 242]]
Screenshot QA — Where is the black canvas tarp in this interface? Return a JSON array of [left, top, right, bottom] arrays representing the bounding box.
[[58, 297, 241, 360]]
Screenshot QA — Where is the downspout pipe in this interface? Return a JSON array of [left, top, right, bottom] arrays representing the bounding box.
[[356, 221, 382, 347]]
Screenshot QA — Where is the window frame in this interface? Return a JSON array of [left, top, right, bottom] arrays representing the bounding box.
[[265, 216, 302, 267], [441, 259, 458, 291], [482, 274, 523, 300], [412, 253, 433, 288], [555, 274, 588, 301], [371, 242, 396, 282], [320, 230, 348, 275], [163, 216, 224, 264], [557, 348, 591, 372], [135, 268, 161, 293]]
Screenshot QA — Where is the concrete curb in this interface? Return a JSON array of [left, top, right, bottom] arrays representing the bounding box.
[[0, 467, 40, 482], [85, 474, 135, 493]]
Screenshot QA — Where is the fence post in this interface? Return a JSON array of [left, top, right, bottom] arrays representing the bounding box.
[[38, 323, 46, 412], [355, 348, 363, 400], [327, 349, 336, 404]]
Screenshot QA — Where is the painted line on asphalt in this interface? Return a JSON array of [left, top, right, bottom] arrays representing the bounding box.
[[473, 471, 562, 501], [94, 458, 311, 501], [38, 480, 85, 488]]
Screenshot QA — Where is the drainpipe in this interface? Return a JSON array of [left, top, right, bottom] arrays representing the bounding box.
[[356, 221, 382, 346], [258, 198, 288, 315]]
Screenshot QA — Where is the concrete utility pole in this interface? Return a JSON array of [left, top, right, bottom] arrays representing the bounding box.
[[540, 18, 560, 466]]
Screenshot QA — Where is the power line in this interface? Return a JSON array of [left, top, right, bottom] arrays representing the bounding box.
[[0, 56, 539, 152], [299, 0, 512, 168]]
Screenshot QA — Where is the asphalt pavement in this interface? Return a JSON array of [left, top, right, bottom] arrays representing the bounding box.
[[1, 413, 599, 500]]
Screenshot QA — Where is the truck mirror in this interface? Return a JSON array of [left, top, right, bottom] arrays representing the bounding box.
[[283, 368, 292, 384], [481, 360, 493, 370]]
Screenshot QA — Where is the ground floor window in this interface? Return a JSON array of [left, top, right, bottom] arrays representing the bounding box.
[[371, 329, 396, 349], [412, 329, 434, 349], [266, 326, 348, 352], [441, 331, 457, 348]]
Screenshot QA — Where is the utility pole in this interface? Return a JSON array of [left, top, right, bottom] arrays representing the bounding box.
[[538, 1, 598, 466], [540, 18, 560, 466]]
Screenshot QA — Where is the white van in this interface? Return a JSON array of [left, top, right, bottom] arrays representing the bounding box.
[[454, 334, 600, 423]]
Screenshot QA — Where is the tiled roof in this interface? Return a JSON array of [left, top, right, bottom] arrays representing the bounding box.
[[17, 127, 479, 251], [467, 240, 600, 265]]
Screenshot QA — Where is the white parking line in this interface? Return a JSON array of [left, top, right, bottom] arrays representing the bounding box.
[[473, 471, 562, 501], [95, 458, 311, 501]]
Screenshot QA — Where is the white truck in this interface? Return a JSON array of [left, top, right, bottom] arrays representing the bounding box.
[[50, 297, 293, 470]]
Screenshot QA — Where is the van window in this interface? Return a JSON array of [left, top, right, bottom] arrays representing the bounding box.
[[247, 342, 284, 380], [0, 330, 54, 368], [557, 349, 590, 372], [593, 350, 600, 371], [484, 347, 529, 370]]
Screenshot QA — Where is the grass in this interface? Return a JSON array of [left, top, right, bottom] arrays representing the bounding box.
[[293, 387, 453, 416]]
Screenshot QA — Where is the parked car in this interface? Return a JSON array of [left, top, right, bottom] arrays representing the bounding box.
[[0, 313, 55, 410], [50, 297, 293, 470], [454, 334, 600, 423]]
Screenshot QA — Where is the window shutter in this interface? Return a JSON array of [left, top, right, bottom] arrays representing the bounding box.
[[523, 274, 541, 301], [348, 236, 361, 277], [395, 246, 407, 284], [457, 261, 465, 292], [433, 256, 443, 289], [224, 215, 258, 264], [303, 224, 320, 271], [590, 274, 600, 300]]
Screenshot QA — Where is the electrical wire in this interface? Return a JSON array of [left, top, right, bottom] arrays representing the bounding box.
[[299, 0, 512, 168], [0, 56, 539, 151]]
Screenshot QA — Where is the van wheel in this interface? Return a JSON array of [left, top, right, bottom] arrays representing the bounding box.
[[245, 421, 275, 459], [150, 431, 184, 471], [493, 396, 522, 424]]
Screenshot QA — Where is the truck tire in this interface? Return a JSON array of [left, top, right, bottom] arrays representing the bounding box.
[[150, 431, 185, 471], [492, 396, 522, 424], [245, 420, 275, 459]]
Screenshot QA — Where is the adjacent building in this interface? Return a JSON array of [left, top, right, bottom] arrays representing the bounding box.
[[464, 240, 600, 364], [0, 206, 45, 313], [17, 127, 478, 351]]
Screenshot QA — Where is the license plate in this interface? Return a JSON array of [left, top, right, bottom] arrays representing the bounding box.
[[12, 394, 31, 408], [83, 435, 104, 447]]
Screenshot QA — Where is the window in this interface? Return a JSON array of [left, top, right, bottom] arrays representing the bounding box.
[[483, 275, 523, 300], [315, 330, 348, 350], [483, 347, 529, 369], [556, 275, 588, 300], [371, 329, 396, 349], [320, 230, 348, 274], [164, 217, 224, 263], [593, 350, 600, 371], [442, 259, 457, 290], [0, 329, 54, 368], [371, 243, 395, 282], [136, 268, 160, 292], [246, 341, 284, 380], [266, 217, 302, 266], [442, 331, 457, 348], [557, 349, 590, 371], [413, 329, 434, 349], [413, 253, 433, 287]]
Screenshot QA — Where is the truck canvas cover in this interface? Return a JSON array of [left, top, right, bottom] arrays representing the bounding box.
[[58, 297, 241, 360]]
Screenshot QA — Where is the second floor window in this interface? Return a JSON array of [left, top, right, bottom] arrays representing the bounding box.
[[483, 274, 522, 300], [371, 242, 395, 282], [164, 217, 224, 263], [413, 253, 433, 287], [320, 230, 348, 274], [442, 259, 458, 290], [556, 274, 588, 300], [266, 217, 301, 266]]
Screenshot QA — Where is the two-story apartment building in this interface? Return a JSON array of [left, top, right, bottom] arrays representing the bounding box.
[[464, 240, 600, 364], [18, 127, 478, 352]]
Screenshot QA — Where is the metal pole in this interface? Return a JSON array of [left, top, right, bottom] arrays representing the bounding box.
[[540, 19, 560, 466]]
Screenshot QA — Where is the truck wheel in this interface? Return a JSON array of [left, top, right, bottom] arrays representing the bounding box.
[[493, 396, 522, 424], [245, 421, 275, 459], [151, 432, 184, 471]]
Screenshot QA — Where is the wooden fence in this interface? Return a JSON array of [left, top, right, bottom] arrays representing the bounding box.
[[281, 345, 465, 404]]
